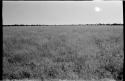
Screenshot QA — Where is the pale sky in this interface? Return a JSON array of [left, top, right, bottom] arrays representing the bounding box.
[[3, 1, 123, 25]]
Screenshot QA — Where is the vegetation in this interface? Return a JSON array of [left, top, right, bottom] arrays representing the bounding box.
[[3, 23, 123, 27], [3, 25, 123, 81]]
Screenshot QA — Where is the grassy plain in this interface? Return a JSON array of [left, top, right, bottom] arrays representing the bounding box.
[[3, 25, 123, 81]]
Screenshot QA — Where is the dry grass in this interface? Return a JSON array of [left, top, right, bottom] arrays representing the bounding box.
[[3, 25, 123, 81], [2, 78, 116, 81]]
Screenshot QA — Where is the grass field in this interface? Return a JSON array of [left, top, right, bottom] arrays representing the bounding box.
[[3, 25, 123, 81]]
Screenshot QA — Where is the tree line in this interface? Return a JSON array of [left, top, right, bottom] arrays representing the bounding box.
[[3, 23, 123, 26]]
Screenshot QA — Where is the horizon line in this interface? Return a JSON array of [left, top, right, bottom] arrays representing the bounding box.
[[3, 23, 123, 26]]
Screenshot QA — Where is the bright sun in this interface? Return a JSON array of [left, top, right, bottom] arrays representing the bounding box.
[[94, 7, 101, 12]]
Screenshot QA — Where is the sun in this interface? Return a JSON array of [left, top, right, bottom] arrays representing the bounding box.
[[94, 7, 101, 12]]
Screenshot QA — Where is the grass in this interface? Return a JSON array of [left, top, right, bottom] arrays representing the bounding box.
[[3, 25, 123, 81], [2, 78, 116, 81]]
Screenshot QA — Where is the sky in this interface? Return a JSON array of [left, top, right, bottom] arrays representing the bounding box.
[[3, 1, 123, 25]]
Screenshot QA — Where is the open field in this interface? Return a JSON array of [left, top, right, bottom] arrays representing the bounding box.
[[3, 25, 123, 81]]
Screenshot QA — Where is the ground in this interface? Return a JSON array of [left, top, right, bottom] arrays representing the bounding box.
[[3, 25, 123, 81]]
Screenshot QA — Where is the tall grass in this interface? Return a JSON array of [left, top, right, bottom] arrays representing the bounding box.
[[3, 25, 123, 81]]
